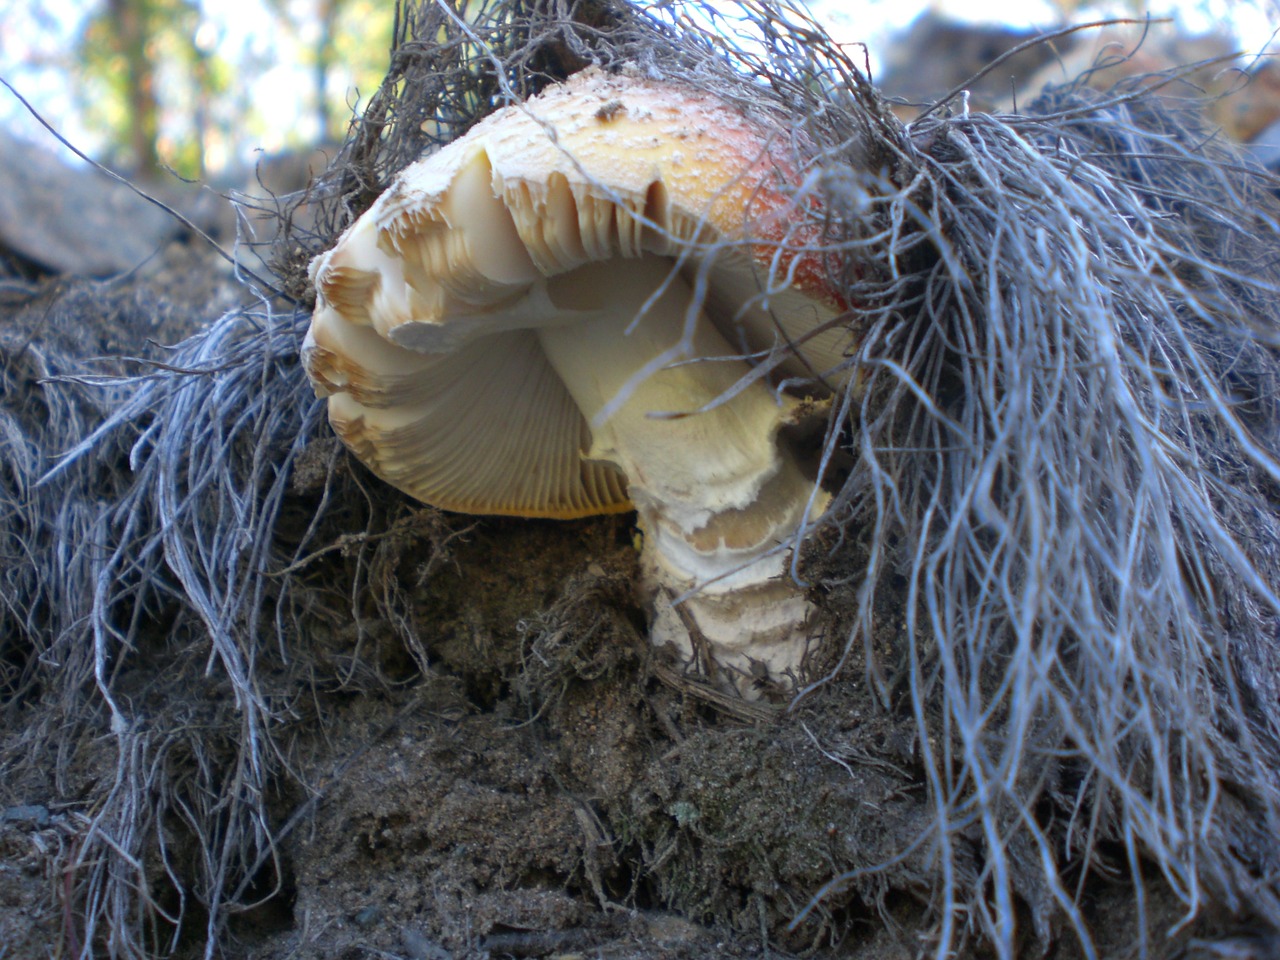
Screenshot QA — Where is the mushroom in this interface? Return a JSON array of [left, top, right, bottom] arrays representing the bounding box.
[[303, 67, 849, 693]]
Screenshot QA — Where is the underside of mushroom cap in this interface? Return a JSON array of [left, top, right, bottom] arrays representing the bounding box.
[[312, 317, 630, 518]]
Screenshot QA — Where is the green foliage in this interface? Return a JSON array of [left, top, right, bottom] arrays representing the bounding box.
[[69, 0, 394, 179], [75, 0, 201, 176]]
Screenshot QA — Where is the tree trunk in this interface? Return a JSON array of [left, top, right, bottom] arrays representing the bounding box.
[[108, 0, 162, 178]]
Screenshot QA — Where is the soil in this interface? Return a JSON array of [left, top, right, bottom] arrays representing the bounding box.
[[0, 452, 1242, 960]]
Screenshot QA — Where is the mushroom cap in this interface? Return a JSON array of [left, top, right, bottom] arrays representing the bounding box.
[[304, 67, 846, 519]]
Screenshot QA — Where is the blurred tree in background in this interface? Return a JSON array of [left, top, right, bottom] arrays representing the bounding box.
[[1, 0, 394, 181], [78, 0, 207, 178]]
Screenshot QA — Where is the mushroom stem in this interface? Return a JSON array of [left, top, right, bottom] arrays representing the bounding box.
[[536, 257, 829, 692]]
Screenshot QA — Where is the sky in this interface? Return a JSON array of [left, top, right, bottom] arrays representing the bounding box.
[[0, 0, 1275, 176]]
